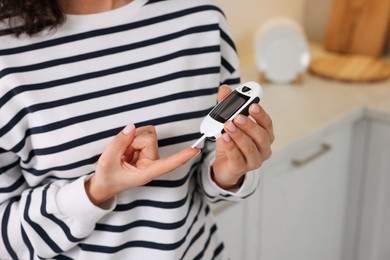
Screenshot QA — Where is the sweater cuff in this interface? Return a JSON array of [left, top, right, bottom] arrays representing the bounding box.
[[56, 175, 116, 228]]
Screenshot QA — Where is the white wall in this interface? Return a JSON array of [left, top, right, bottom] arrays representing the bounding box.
[[215, 0, 307, 60]]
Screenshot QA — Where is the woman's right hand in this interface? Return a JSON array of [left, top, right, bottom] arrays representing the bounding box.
[[85, 123, 199, 207]]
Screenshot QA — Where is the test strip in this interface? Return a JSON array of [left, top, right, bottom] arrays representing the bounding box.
[[191, 134, 206, 148]]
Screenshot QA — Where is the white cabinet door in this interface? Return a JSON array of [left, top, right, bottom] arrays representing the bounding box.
[[354, 120, 390, 260], [258, 125, 353, 260]]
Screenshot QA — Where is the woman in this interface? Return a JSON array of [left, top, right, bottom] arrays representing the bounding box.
[[0, 0, 274, 259]]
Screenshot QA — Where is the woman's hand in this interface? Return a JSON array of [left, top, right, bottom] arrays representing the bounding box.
[[212, 85, 275, 190], [85, 124, 199, 206]]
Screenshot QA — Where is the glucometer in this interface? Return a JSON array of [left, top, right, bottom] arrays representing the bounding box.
[[191, 81, 263, 148]]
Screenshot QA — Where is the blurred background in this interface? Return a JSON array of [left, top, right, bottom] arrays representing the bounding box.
[[212, 0, 390, 260], [216, 0, 390, 67]]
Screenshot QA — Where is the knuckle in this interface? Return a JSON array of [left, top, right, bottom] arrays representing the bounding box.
[[258, 142, 272, 161], [145, 125, 157, 134], [270, 131, 276, 144], [264, 148, 272, 160], [98, 154, 111, 170], [137, 174, 151, 186], [248, 154, 262, 170], [246, 142, 257, 155], [136, 125, 156, 135], [268, 117, 274, 128], [249, 160, 262, 170], [257, 129, 270, 144], [146, 133, 158, 147]]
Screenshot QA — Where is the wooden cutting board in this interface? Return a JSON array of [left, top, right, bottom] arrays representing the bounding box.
[[324, 0, 390, 57], [309, 55, 390, 82]]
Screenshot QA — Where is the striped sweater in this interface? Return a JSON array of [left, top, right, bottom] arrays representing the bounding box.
[[0, 0, 259, 259]]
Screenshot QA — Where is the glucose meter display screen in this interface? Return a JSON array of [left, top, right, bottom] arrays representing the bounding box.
[[210, 90, 249, 123]]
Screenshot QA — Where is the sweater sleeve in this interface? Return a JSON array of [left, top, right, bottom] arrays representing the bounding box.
[[0, 150, 115, 259]]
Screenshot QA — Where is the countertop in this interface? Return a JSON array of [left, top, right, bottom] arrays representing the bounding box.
[[239, 43, 390, 168]]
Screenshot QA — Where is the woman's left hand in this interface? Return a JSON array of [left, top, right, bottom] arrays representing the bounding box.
[[212, 85, 275, 190]]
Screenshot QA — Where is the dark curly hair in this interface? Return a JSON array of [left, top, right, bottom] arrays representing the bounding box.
[[0, 0, 65, 36]]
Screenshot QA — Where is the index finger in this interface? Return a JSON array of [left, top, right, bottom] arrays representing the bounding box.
[[141, 147, 200, 180]]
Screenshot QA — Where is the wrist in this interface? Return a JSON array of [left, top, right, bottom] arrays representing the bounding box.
[[210, 167, 245, 190], [85, 176, 115, 207]]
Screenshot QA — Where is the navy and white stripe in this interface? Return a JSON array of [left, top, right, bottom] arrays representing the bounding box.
[[0, 0, 258, 259]]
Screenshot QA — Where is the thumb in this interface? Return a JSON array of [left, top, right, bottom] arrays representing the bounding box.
[[103, 123, 136, 162], [218, 85, 232, 103]]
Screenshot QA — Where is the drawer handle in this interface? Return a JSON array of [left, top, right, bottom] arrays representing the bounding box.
[[292, 143, 331, 167]]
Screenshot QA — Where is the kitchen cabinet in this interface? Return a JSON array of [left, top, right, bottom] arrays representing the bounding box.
[[215, 123, 354, 260], [217, 116, 390, 260], [256, 124, 353, 260], [215, 115, 390, 260], [351, 119, 390, 260]]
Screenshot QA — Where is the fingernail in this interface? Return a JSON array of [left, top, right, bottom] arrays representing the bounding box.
[[222, 133, 231, 143], [250, 104, 260, 113], [235, 115, 247, 125], [123, 123, 135, 135], [227, 122, 236, 132]]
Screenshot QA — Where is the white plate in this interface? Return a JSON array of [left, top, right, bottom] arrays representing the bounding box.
[[254, 17, 310, 83]]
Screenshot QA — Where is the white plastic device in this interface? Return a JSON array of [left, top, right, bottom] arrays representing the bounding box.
[[191, 81, 263, 148]]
